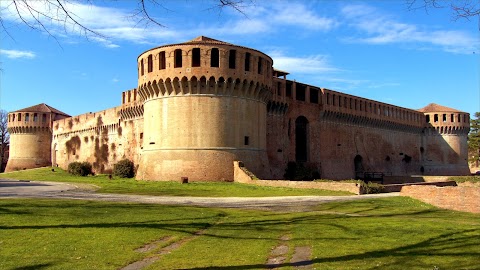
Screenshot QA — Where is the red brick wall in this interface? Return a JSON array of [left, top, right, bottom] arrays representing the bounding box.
[[401, 185, 480, 213]]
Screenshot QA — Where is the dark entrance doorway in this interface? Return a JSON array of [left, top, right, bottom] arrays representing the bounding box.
[[354, 155, 364, 178], [295, 116, 309, 162]]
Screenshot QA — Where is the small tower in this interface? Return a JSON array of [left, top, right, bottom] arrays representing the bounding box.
[[5, 103, 69, 172], [419, 103, 470, 175], [136, 36, 273, 181]]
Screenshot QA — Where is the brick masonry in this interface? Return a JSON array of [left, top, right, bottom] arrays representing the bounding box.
[[400, 185, 480, 213]]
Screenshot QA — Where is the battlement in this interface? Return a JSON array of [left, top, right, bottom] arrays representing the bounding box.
[[137, 36, 272, 103]]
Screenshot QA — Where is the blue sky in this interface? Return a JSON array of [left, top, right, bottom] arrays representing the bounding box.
[[0, 0, 478, 117]]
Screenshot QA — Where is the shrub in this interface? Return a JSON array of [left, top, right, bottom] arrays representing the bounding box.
[[360, 181, 385, 194], [113, 159, 135, 178], [67, 161, 93, 176]]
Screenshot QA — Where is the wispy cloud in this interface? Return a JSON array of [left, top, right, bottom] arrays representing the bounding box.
[[2, 1, 337, 47], [0, 49, 35, 59], [341, 4, 478, 54], [270, 51, 339, 74], [1, 0, 181, 48]]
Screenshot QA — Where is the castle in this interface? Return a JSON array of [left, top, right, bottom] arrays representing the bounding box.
[[5, 36, 471, 181]]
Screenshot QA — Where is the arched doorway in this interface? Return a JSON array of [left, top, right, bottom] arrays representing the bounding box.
[[295, 116, 309, 162]]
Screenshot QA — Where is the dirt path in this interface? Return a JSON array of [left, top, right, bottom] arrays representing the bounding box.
[[0, 179, 398, 212]]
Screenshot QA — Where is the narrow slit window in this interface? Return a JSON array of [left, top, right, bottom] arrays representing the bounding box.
[[244, 52, 251, 71], [229, 50, 236, 69], [210, 48, 219, 67], [310, 88, 319, 104], [244, 136, 249, 145], [147, 54, 153, 73], [159, 51, 166, 69], [140, 59, 144, 75], [257, 56, 263, 74], [18, 113, 21, 121], [192, 48, 201, 67], [450, 114, 454, 122], [174, 49, 182, 68]]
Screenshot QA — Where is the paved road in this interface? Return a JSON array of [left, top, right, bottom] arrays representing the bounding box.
[[0, 179, 399, 211]]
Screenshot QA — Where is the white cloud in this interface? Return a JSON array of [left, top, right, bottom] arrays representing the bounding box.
[[0, 49, 35, 59], [269, 51, 339, 74], [272, 2, 337, 31], [341, 4, 478, 54]]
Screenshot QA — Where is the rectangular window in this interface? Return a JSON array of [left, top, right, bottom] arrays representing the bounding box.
[[442, 114, 447, 122], [426, 115, 430, 123], [244, 136, 249, 145], [434, 114, 439, 122], [18, 113, 21, 121], [244, 52, 251, 71], [12, 114, 15, 122], [25, 113, 29, 122], [296, 84, 306, 101], [229, 50, 236, 69], [257, 57, 263, 74], [42, 114, 47, 123], [310, 88, 319, 104], [147, 54, 153, 73], [33, 113, 38, 122], [159, 51, 166, 69], [174, 49, 182, 68], [210, 48, 219, 67], [326, 93, 330, 105], [286, 81, 292, 97], [451, 114, 454, 122], [192, 48, 201, 67]]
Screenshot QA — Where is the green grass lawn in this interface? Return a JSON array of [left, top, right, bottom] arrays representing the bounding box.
[[0, 197, 478, 270], [0, 167, 353, 197]]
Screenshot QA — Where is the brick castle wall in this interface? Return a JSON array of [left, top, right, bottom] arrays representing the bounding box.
[[401, 185, 480, 213]]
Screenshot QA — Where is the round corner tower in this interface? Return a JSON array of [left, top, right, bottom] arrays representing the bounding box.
[[135, 36, 273, 181], [419, 103, 470, 175], [5, 103, 70, 172]]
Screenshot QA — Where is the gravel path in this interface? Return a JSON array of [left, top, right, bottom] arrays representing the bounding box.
[[0, 179, 399, 211]]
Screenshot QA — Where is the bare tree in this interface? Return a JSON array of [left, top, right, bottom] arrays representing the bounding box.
[[406, 0, 480, 22], [0, 110, 9, 172], [0, 0, 254, 42]]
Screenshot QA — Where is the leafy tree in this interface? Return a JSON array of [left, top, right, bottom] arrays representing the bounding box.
[[0, 110, 9, 172], [468, 112, 480, 167]]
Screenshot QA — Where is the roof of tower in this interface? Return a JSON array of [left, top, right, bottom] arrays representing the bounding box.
[[417, 103, 464, 113], [13, 103, 70, 116], [185, 36, 233, 45]]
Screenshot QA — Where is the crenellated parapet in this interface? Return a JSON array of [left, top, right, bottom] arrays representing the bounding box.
[[138, 76, 271, 103], [267, 100, 288, 115], [136, 36, 273, 104], [418, 103, 470, 135]]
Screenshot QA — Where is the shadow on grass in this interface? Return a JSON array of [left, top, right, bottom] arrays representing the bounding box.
[[13, 263, 55, 270], [179, 229, 480, 270]]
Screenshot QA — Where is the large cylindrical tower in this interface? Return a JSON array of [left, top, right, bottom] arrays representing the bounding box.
[[136, 36, 273, 181], [5, 103, 69, 172], [419, 103, 470, 175]]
